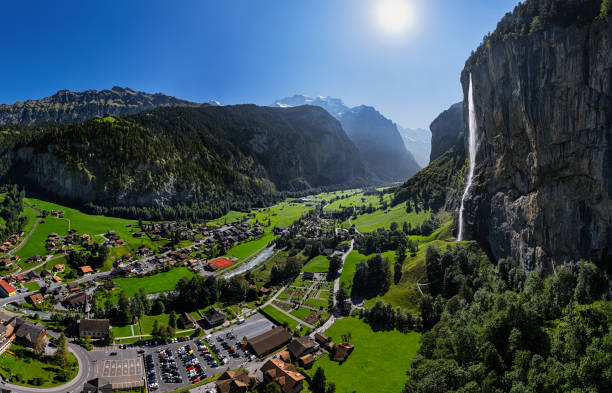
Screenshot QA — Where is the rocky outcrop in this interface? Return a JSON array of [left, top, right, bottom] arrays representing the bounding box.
[[460, 2, 611, 269], [429, 102, 463, 162], [0, 86, 208, 126]]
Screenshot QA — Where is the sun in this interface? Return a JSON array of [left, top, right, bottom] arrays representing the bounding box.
[[374, 0, 415, 36]]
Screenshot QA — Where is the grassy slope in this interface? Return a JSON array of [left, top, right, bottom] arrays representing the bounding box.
[[302, 255, 330, 273], [113, 267, 196, 298], [17, 217, 68, 261], [349, 203, 431, 233], [310, 317, 421, 393], [206, 210, 248, 226], [0, 344, 78, 387], [250, 201, 312, 229], [225, 233, 275, 261]]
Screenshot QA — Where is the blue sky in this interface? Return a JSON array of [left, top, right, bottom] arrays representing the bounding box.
[[0, 0, 518, 129]]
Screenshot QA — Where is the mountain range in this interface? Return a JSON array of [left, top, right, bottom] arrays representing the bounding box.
[[272, 95, 423, 180]]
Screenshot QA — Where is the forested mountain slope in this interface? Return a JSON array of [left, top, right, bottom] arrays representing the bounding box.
[[0, 105, 370, 218], [0, 86, 212, 127]]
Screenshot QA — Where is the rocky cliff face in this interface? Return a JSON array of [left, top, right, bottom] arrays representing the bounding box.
[[429, 102, 463, 162], [0, 86, 210, 126], [460, 2, 611, 269]]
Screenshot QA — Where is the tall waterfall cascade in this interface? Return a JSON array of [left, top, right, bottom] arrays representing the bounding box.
[[457, 73, 478, 241]]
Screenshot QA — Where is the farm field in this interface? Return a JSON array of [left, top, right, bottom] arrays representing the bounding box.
[[250, 201, 313, 229], [310, 317, 421, 393], [302, 255, 330, 273], [206, 210, 249, 226], [225, 233, 275, 261], [0, 344, 78, 387], [348, 203, 430, 233], [17, 216, 68, 262], [113, 267, 196, 299], [323, 192, 391, 211], [260, 305, 305, 335]]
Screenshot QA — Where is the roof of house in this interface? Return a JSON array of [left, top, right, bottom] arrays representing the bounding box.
[[28, 293, 44, 304], [333, 342, 355, 360], [82, 378, 113, 393], [247, 327, 292, 356], [215, 370, 250, 393], [261, 358, 305, 393], [79, 265, 93, 273], [79, 319, 110, 334], [204, 308, 227, 325], [287, 336, 316, 358], [0, 280, 16, 294], [314, 332, 330, 343], [278, 350, 291, 362], [299, 353, 315, 367], [10, 318, 46, 346], [66, 292, 87, 308]]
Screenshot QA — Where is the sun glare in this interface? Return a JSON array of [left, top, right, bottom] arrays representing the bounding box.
[[374, 0, 415, 37]]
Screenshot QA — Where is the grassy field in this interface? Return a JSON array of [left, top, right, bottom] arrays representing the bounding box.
[[0, 344, 78, 387], [348, 203, 430, 233], [17, 216, 68, 261], [260, 305, 305, 334], [207, 210, 249, 226], [289, 306, 314, 321], [302, 255, 330, 273], [225, 233, 275, 261], [305, 298, 328, 310], [22, 281, 40, 292], [323, 192, 391, 211], [139, 313, 170, 335], [20, 206, 40, 236], [112, 324, 134, 338], [339, 250, 367, 290], [113, 268, 196, 299], [310, 317, 421, 393], [250, 201, 313, 229]]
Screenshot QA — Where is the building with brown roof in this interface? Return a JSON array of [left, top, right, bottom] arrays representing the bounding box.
[[247, 327, 292, 357], [65, 292, 88, 310], [278, 350, 291, 362], [79, 319, 110, 339], [333, 342, 354, 361], [180, 312, 198, 329], [287, 336, 316, 359], [215, 370, 250, 393], [28, 293, 44, 305], [79, 265, 93, 275], [203, 308, 227, 327], [5, 317, 47, 349], [299, 353, 315, 368], [261, 358, 305, 393]]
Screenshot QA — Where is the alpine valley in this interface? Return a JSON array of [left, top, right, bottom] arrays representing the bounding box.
[[0, 1, 610, 393]]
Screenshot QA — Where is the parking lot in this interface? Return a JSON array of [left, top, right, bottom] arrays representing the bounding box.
[[141, 314, 275, 391], [91, 349, 145, 389]]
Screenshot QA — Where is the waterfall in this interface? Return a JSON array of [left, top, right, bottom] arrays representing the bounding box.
[[457, 73, 478, 241]]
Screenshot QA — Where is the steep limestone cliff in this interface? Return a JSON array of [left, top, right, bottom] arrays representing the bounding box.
[[460, 1, 611, 269]]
